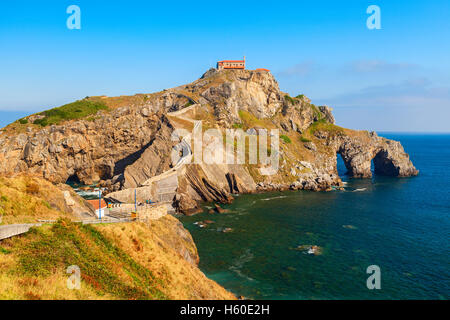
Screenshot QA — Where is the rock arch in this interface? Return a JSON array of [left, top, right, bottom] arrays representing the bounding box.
[[336, 133, 418, 178]]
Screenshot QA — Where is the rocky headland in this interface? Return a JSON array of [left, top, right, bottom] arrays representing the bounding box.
[[0, 68, 418, 214]]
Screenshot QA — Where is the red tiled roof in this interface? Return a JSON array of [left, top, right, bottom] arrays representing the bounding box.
[[217, 60, 245, 63], [87, 199, 107, 210], [256, 68, 270, 71]]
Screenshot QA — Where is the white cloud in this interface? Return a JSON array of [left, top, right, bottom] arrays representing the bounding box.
[[319, 78, 450, 109], [276, 61, 315, 77], [346, 60, 418, 73]]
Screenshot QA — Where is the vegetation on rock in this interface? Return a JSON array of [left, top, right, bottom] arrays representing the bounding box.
[[280, 134, 292, 144], [32, 100, 108, 127]]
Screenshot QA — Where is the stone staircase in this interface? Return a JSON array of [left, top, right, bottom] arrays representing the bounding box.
[[106, 211, 131, 220], [106, 105, 198, 210]]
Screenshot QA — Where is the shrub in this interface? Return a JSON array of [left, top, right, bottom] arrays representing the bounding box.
[[18, 118, 28, 124], [280, 134, 292, 143], [33, 118, 48, 126]]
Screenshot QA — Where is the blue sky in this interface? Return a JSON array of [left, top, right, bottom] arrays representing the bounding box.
[[1, 0, 449, 131]]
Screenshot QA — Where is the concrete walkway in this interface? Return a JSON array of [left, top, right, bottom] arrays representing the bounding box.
[[106, 104, 200, 207], [0, 218, 132, 241], [0, 223, 42, 241]]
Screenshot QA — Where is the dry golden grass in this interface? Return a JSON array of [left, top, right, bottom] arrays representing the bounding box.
[[0, 174, 72, 224], [238, 110, 277, 130], [0, 235, 114, 300], [0, 216, 235, 300], [167, 115, 194, 131], [88, 94, 153, 110], [96, 216, 235, 300]]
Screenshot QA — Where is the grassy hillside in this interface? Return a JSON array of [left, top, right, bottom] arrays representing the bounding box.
[[0, 217, 234, 300], [0, 175, 77, 225], [31, 100, 109, 127], [0, 174, 234, 300]]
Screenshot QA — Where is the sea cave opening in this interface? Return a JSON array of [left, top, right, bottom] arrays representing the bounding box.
[[336, 153, 348, 179], [373, 150, 398, 176], [66, 174, 81, 187]]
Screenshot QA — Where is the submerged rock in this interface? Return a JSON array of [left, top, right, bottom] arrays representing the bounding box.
[[295, 244, 323, 256], [214, 204, 228, 214]]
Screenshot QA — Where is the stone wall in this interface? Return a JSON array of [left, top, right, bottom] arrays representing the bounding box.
[[138, 203, 168, 221]]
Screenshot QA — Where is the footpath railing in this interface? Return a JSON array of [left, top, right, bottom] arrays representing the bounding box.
[[0, 203, 169, 241], [0, 223, 42, 241], [0, 218, 133, 241]]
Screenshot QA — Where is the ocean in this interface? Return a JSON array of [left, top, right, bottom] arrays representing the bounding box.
[[179, 134, 450, 299]]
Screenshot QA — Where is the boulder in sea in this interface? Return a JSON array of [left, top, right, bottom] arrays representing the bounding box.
[[214, 203, 228, 214]]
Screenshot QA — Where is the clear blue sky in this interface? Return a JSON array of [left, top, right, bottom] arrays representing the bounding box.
[[1, 0, 449, 131]]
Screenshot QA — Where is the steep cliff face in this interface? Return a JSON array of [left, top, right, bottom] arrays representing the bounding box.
[[0, 69, 418, 214], [0, 97, 181, 190]]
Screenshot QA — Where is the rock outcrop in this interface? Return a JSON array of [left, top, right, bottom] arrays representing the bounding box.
[[0, 68, 418, 214], [335, 132, 418, 178]]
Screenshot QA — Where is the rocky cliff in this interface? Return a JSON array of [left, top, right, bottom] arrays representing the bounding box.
[[0, 68, 418, 214]]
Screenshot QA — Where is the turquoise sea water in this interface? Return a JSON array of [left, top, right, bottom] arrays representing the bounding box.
[[179, 134, 450, 300]]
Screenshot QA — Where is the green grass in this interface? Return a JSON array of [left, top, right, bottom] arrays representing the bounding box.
[[17, 220, 166, 300], [232, 123, 243, 129], [237, 110, 273, 129], [308, 119, 345, 136], [0, 246, 11, 254], [299, 136, 312, 143], [42, 201, 52, 210], [280, 134, 292, 144], [32, 100, 109, 127], [284, 95, 297, 105], [184, 101, 194, 108], [309, 104, 323, 120]]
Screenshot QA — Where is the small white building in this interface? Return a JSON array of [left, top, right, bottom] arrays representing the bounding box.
[[87, 199, 108, 219]]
